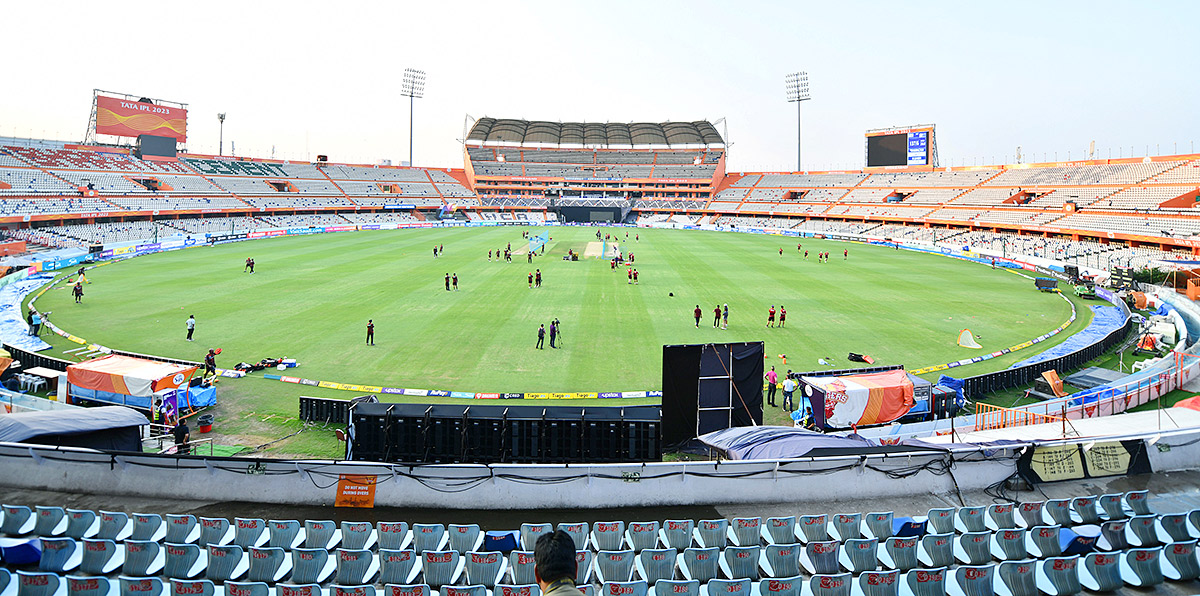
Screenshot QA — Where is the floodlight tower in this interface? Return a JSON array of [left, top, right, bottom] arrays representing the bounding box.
[[785, 72, 811, 171], [401, 68, 426, 166], [217, 113, 226, 156]]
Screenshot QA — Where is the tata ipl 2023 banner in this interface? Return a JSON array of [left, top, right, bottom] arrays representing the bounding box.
[[95, 96, 188, 142]]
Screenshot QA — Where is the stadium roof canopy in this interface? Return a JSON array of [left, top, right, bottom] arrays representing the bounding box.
[[466, 118, 724, 148]]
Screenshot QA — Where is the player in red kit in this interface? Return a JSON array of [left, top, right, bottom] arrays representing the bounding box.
[[767, 305, 776, 328], [694, 305, 702, 328], [628, 268, 633, 284], [779, 306, 787, 328]]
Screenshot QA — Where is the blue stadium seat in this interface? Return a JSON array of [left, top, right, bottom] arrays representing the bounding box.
[[1069, 497, 1100, 526], [592, 522, 627, 552], [1123, 490, 1151, 516], [660, 521, 693, 551], [719, 546, 759, 581], [235, 519, 269, 550], [701, 579, 747, 596], [121, 540, 164, 577], [728, 519, 760, 548], [796, 516, 828, 545], [595, 550, 636, 584], [117, 576, 164, 596], [626, 522, 661, 552], [268, 521, 305, 551], [838, 539, 877, 575], [990, 529, 1027, 561], [290, 548, 336, 585], [377, 523, 411, 552], [556, 523, 589, 552], [506, 551, 535, 586], [65, 511, 99, 541], [198, 518, 233, 548], [850, 570, 897, 596], [247, 546, 292, 583], [65, 575, 114, 596], [1161, 539, 1200, 581], [953, 532, 992, 566], [494, 584, 540, 596], [164, 543, 208, 580], [1077, 551, 1120, 592], [1033, 556, 1080, 596], [762, 518, 797, 546], [804, 573, 850, 596], [207, 544, 250, 583], [224, 581, 271, 596], [17, 571, 66, 596], [916, 534, 953, 569], [303, 521, 341, 551], [334, 549, 379, 586], [634, 549, 675, 585], [40, 538, 82, 573], [759, 544, 800, 578], [1013, 503, 1043, 530], [889, 519, 924, 539], [96, 513, 132, 543], [1097, 495, 1127, 521], [1096, 520, 1128, 551], [462, 551, 505, 588], [922, 509, 954, 536], [1057, 526, 1098, 556], [3, 506, 35, 537], [693, 521, 727, 550], [877, 537, 917, 572], [954, 508, 986, 534], [80, 539, 125, 575], [419, 550, 462, 589], [652, 580, 697, 596], [799, 541, 839, 576], [164, 516, 198, 545], [35, 507, 68, 538], [129, 514, 165, 544], [899, 568, 945, 596], [1119, 546, 1164, 587], [1124, 514, 1159, 547], [993, 560, 1035, 596], [677, 548, 719, 584], [518, 524, 550, 552], [1156, 513, 1194, 543], [169, 580, 217, 596], [1042, 501, 1072, 527], [601, 581, 647, 596], [862, 513, 893, 541], [984, 505, 1017, 531], [378, 550, 418, 587], [447, 525, 482, 555], [828, 515, 860, 542], [946, 565, 993, 596]]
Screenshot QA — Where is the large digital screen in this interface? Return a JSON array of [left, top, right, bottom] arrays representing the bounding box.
[[866, 127, 932, 167], [95, 96, 187, 142]]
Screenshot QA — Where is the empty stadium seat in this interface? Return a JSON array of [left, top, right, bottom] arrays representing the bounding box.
[[922, 510, 954, 536], [1069, 497, 1101, 525], [762, 518, 797, 546], [80, 539, 125, 575], [164, 516, 198, 545], [380, 584, 430, 596], [677, 548, 718, 583], [518, 525, 550, 552], [953, 532, 992, 566], [1161, 539, 1200, 581], [693, 521, 727, 550], [169, 579, 217, 596], [35, 508, 68, 538], [2, 506, 35, 537], [1013, 503, 1043, 530], [829, 515, 860, 542], [1097, 495, 1126, 521], [441, 586, 485, 596], [462, 551, 505, 588], [601, 580, 647, 596], [985, 505, 1017, 531], [760, 543, 801, 578], [130, 515, 165, 543], [574, 551, 594, 585], [1156, 513, 1194, 543], [164, 544, 208, 580], [954, 508, 986, 534], [877, 537, 918, 572], [446, 525, 481, 555], [916, 534, 953, 569], [247, 547, 292, 584], [719, 545, 759, 581], [592, 523, 626, 552], [594, 550, 635, 584], [268, 521, 305, 551], [990, 529, 1027, 561], [198, 518, 233, 548], [1033, 556, 1079, 596], [799, 541, 839, 576], [208, 544, 250, 583], [625, 523, 660, 552], [122, 540, 164, 577], [378, 550, 418, 586], [0, 569, 13, 596], [39, 538, 82, 573], [1025, 526, 1061, 559], [947, 565, 993, 596], [225, 582, 271, 596], [659, 521, 693, 551], [851, 570, 898, 596], [377, 523, 411, 552], [727, 519, 760, 548], [117, 576, 164, 596], [494, 584, 540, 596], [862, 513, 893, 541], [899, 568, 945, 596], [556, 523, 589, 552], [334, 549, 378, 586], [838, 539, 877, 575], [652, 580, 697, 596], [1078, 552, 1120, 592], [330, 585, 378, 596], [419, 551, 462, 589], [303, 521, 341, 551], [65, 575, 114, 596], [993, 560, 1036, 596], [633, 549, 675, 585], [274, 583, 322, 596], [1124, 514, 1160, 547], [290, 548, 335, 585], [235, 519, 269, 550], [1124, 490, 1151, 516], [17, 571, 65, 596], [797, 516, 829, 544], [65, 511, 99, 541], [805, 573, 851, 596], [506, 551, 535, 586], [1042, 501, 1072, 527], [1120, 546, 1164, 587]]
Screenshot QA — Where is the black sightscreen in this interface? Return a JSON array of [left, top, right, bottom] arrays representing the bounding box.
[[866, 133, 907, 167], [662, 342, 764, 446], [137, 134, 177, 158]]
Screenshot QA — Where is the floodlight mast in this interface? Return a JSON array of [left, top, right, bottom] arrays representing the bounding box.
[[401, 68, 426, 166], [785, 72, 811, 171], [217, 113, 226, 156]]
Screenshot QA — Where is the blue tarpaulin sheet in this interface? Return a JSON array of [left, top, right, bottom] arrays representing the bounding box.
[[0, 273, 55, 352], [1009, 305, 1124, 369]]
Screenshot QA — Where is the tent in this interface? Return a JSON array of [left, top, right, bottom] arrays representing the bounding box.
[[697, 426, 952, 460], [799, 369, 915, 429], [0, 405, 147, 451], [67, 354, 203, 410]]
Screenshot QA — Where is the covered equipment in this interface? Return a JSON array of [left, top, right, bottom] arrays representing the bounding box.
[[0, 406, 146, 451], [799, 369, 916, 429], [66, 354, 207, 410]]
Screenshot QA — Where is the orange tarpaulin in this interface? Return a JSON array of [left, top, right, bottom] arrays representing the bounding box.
[[801, 369, 915, 428], [67, 354, 196, 397], [1173, 396, 1200, 412]]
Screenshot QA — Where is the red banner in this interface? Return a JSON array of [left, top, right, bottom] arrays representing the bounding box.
[[95, 96, 187, 142]]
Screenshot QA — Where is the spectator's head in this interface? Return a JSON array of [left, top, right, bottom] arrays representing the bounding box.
[[534, 530, 577, 586]]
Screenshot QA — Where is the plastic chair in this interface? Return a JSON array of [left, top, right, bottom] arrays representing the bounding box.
[[96, 512, 132, 543], [990, 529, 1026, 561], [863, 513, 894, 541], [634, 549, 675, 585], [1033, 557, 1079, 596], [759, 543, 801, 578], [247, 546, 293, 583], [677, 547, 719, 584], [719, 545, 759, 581], [169, 580, 217, 596], [380, 584, 430, 596], [1094, 520, 1127, 551], [660, 521, 693, 551], [1189, 509, 1200, 538], [1161, 539, 1200, 581], [494, 585, 541, 596], [419, 550, 462, 589], [701, 579, 746, 596], [557, 523, 589, 552], [1057, 526, 1098, 556], [274, 584, 323, 596], [947, 565, 993, 596], [799, 541, 840, 576], [35, 507, 68, 538], [595, 550, 636, 584], [377, 523, 411, 552], [65, 575, 115, 596], [81, 539, 125, 575], [901, 568, 945, 596], [985, 505, 1017, 531], [806, 573, 851, 596], [40, 538, 83, 573], [852, 571, 897, 596], [65, 510, 99, 541], [164, 543, 208, 580], [121, 540, 164, 577], [463, 551, 505, 588], [829, 515, 861, 542], [1024, 526, 1060, 558], [1156, 513, 1194, 543], [304, 521, 342, 551], [889, 518, 925, 539], [763, 518, 797, 546], [207, 544, 249, 583], [600, 580, 648, 596], [117, 576, 164, 596], [728, 518, 760, 548], [441, 586, 485, 596], [626, 522, 661, 552], [592, 522, 627, 552], [993, 561, 1035, 596], [955, 507, 986, 534], [378, 550, 418, 586], [1119, 546, 1163, 587], [916, 534, 953, 569], [506, 551, 535, 586], [334, 549, 379, 586], [923, 509, 955, 535], [652, 580, 697, 596], [0, 569, 13, 596], [224, 582, 271, 596], [839, 539, 877, 575], [127, 514, 164, 544], [164, 515, 198, 545], [1013, 503, 1043, 529], [1042, 501, 1072, 527], [575, 550, 594, 585], [198, 518, 233, 548], [290, 548, 336, 585], [518, 524, 550, 552], [1124, 514, 1159, 547], [797, 515, 829, 544], [448, 525, 482, 555], [235, 519, 269, 550], [953, 532, 992, 565], [1097, 495, 1126, 521], [329, 586, 378, 596], [877, 537, 918, 572], [1069, 497, 1100, 526], [693, 520, 728, 550], [1077, 551, 1120, 592], [1124, 490, 1151, 515], [268, 521, 305, 551]]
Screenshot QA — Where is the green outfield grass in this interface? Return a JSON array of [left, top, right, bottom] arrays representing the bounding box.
[[28, 226, 1091, 456]]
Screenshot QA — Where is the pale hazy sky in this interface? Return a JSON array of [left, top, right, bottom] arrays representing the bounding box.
[[5, 1, 1198, 172]]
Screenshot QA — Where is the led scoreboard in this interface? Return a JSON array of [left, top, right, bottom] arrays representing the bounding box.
[[865, 125, 937, 167]]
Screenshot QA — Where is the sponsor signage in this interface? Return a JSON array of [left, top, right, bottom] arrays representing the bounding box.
[[95, 96, 187, 141]]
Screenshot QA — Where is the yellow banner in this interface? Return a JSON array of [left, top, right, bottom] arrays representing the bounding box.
[[525, 393, 549, 400], [317, 381, 340, 389]]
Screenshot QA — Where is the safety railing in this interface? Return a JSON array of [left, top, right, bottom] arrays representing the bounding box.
[[974, 402, 1066, 431]]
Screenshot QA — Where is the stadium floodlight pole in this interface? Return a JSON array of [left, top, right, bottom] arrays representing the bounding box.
[[217, 113, 226, 156], [785, 72, 811, 171], [401, 68, 426, 166]]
